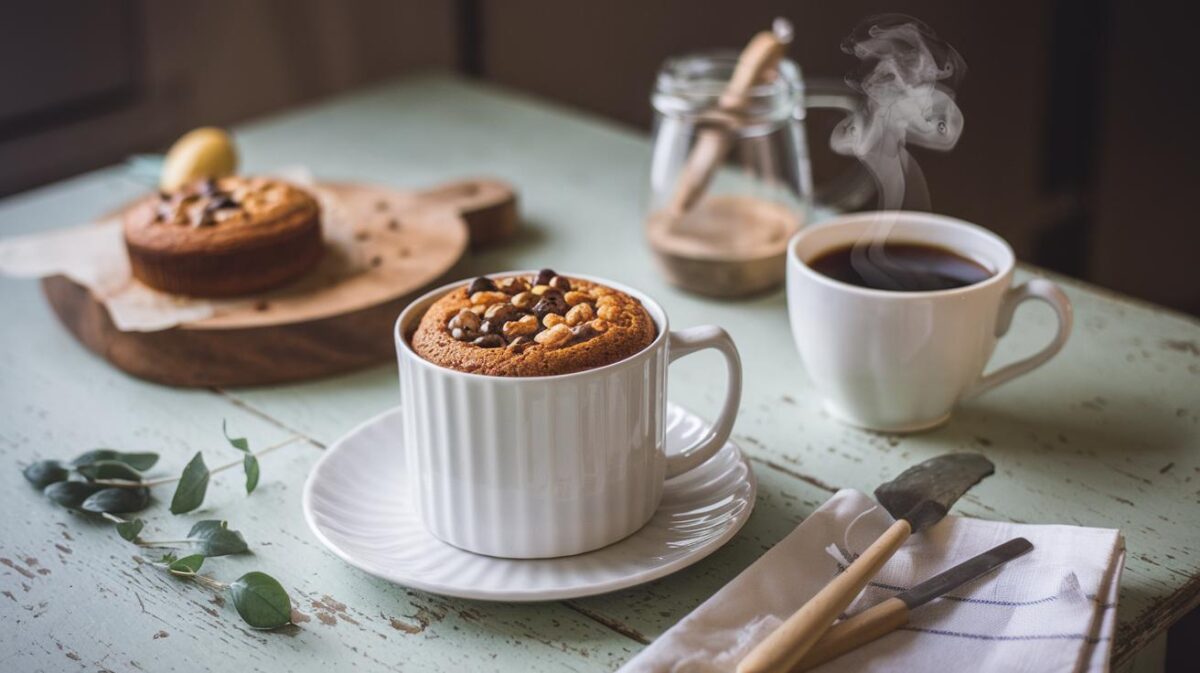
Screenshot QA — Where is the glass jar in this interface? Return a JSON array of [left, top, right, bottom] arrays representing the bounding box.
[[646, 51, 870, 296]]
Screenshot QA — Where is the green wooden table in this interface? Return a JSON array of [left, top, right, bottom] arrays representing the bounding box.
[[2, 74, 1197, 672]]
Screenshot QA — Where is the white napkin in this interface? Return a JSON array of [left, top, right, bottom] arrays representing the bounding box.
[[621, 489, 1124, 673]]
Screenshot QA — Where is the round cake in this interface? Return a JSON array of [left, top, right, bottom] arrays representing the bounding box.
[[411, 270, 657, 376], [122, 176, 323, 297]]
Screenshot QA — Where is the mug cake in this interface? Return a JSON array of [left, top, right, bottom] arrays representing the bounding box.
[[411, 269, 656, 376]]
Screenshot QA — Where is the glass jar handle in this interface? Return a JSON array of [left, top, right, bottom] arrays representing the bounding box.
[[803, 79, 876, 212]]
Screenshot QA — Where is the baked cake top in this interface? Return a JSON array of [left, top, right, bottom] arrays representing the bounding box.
[[123, 176, 320, 254], [410, 270, 657, 377]]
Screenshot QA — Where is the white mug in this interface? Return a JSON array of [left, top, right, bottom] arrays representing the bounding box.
[[394, 272, 742, 558], [786, 212, 1073, 432]]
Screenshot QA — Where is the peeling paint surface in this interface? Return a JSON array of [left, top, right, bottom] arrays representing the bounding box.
[[2, 75, 1198, 672]]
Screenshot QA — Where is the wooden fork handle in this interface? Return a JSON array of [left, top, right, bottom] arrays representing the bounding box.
[[737, 519, 912, 673], [791, 597, 911, 672]]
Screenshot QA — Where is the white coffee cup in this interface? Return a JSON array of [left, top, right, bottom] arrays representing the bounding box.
[[394, 272, 742, 558], [786, 211, 1073, 432]]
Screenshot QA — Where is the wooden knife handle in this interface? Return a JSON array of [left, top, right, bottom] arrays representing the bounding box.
[[791, 597, 911, 672], [737, 519, 912, 673]]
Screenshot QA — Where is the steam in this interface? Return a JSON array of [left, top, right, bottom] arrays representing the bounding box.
[[830, 15, 966, 290]]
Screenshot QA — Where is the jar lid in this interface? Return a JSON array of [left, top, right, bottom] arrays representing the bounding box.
[[652, 51, 804, 123]]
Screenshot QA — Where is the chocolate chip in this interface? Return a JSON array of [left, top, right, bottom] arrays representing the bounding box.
[[549, 276, 571, 292], [571, 323, 600, 341], [507, 336, 533, 352], [479, 320, 497, 335], [533, 292, 568, 319], [205, 194, 239, 211], [451, 327, 477, 341], [468, 277, 497, 295], [200, 178, 220, 196], [473, 335, 505, 348], [535, 268, 557, 286], [158, 191, 171, 201]]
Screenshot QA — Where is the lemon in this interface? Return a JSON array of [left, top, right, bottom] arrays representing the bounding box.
[[159, 127, 238, 192]]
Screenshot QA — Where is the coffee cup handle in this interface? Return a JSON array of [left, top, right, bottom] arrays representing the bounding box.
[[665, 326, 743, 478], [962, 278, 1073, 400]]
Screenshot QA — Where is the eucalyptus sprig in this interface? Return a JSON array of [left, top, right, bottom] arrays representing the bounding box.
[[106, 514, 292, 630], [21, 423, 301, 632], [21, 423, 301, 515]]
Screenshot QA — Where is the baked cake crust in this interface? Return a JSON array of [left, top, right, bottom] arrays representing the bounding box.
[[411, 272, 656, 377], [122, 176, 323, 297]]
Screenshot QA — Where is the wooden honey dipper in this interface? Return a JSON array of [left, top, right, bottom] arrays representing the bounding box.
[[667, 18, 794, 215]]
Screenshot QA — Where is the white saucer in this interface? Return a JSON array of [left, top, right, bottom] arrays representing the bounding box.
[[302, 403, 756, 601]]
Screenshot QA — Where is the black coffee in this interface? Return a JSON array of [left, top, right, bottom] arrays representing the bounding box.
[[808, 242, 992, 292]]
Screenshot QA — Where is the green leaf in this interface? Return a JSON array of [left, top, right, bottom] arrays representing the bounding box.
[[222, 420, 249, 452], [243, 454, 260, 494], [167, 554, 205, 576], [81, 487, 150, 514], [116, 518, 145, 541], [76, 460, 143, 483], [72, 450, 159, 471], [170, 452, 209, 515], [159, 552, 178, 564], [187, 519, 249, 556], [23, 460, 69, 489], [229, 571, 291, 629], [43, 481, 102, 509]]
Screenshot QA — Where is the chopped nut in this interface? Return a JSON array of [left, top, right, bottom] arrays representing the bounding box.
[[502, 314, 539, 338], [497, 277, 530, 295], [565, 303, 595, 326], [549, 276, 571, 292], [448, 308, 481, 333], [484, 303, 519, 323], [597, 304, 619, 321], [511, 291, 536, 310], [589, 319, 610, 332], [469, 304, 488, 316], [534, 323, 573, 348], [596, 295, 618, 307], [530, 284, 552, 296], [564, 291, 592, 306], [470, 290, 508, 306], [543, 313, 565, 328]]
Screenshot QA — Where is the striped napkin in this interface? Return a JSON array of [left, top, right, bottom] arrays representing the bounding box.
[[620, 489, 1124, 673]]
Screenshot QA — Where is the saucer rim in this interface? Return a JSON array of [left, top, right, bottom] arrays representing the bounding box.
[[301, 403, 757, 602]]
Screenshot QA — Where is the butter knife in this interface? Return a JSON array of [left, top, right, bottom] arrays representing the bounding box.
[[793, 537, 1034, 671]]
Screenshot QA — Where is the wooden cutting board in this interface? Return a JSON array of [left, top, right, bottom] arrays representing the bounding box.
[[41, 178, 517, 388]]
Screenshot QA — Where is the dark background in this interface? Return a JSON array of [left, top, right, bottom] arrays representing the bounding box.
[[0, 1, 1196, 668]]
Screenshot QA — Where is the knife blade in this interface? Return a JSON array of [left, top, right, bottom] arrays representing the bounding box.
[[897, 537, 1034, 609], [792, 537, 1034, 672]]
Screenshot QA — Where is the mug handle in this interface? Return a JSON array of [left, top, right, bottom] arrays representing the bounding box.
[[665, 326, 743, 478], [802, 79, 876, 212], [961, 279, 1073, 400]]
